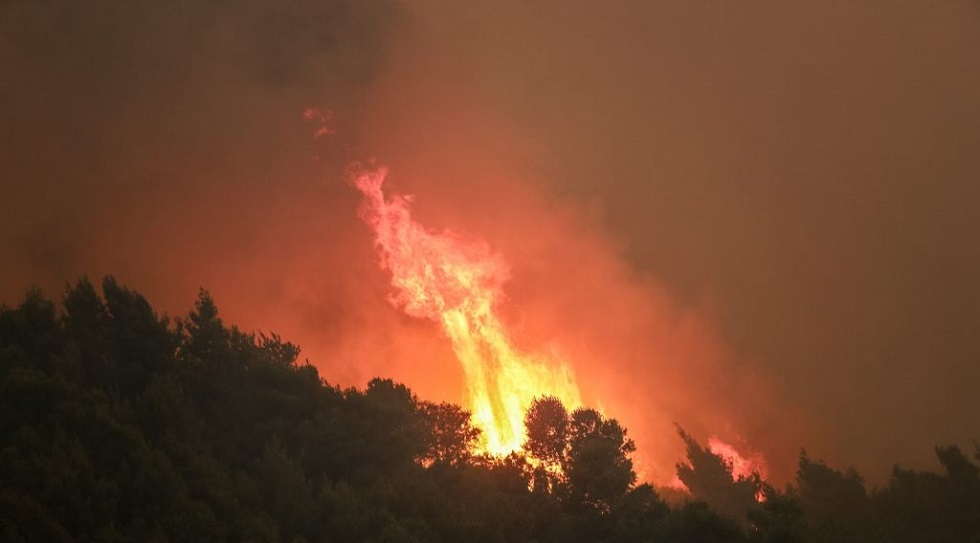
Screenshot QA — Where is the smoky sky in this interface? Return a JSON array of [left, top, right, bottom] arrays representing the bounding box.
[[372, 0, 980, 480], [0, 0, 454, 393], [3, 0, 979, 483]]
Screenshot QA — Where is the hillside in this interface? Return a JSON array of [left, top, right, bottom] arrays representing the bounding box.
[[1, 277, 977, 542]]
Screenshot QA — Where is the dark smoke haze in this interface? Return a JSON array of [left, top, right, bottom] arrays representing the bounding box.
[[3, 0, 978, 483]]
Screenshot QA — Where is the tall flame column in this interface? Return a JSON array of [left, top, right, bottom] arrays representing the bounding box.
[[353, 167, 582, 455]]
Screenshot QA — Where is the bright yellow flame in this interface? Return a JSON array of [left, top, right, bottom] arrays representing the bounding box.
[[353, 167, 582, 455]]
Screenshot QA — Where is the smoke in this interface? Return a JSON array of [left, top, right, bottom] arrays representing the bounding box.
[[3, 0, 979, 484], [335, 4, 807, 482], [350, 0, 980, 483], [343, 158, 809, 481], [0, 0, 460, 390]]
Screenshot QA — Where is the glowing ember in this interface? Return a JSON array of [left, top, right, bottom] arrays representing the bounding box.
[[353, 167, 582, 455], [708, 436, 768, 481]]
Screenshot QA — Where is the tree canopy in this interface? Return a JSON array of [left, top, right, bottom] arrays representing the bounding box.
[[1, 277, 977, 542]]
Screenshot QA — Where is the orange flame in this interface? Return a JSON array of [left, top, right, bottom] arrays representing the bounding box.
[[667, 437, 768, 501], [353, 167, 582, 455], [707, 437, 768, 481]]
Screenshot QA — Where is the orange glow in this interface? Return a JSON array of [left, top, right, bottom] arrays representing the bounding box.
[[353, 166, 582, 455], [666, 474, 690, 492], [667, 438, 767, 500], [707, 436, 768, 481], [302, 107, 336, 137]]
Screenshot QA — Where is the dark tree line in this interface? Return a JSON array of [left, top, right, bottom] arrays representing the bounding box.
[[1, 277, 977, 542]]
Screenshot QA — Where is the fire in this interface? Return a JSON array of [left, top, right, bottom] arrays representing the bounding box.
[[707, 437, 767, 481], [352, 166, 582, 455], [668, 437, 768, 501]]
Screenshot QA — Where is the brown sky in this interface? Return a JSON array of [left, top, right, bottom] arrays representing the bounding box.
[[2, 0, 978, 483]]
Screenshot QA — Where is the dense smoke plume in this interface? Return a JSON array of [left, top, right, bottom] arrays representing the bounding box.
[[3, 0, 979, 484], [0, 0, 450, 390]]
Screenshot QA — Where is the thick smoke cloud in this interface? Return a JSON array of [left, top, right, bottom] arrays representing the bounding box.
[[3, 0, 979, 484], [355, 0, 980, 482], [0, 0, 461, 394]]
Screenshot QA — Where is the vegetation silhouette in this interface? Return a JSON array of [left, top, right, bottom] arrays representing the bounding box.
[[1, 277, 977, 542]]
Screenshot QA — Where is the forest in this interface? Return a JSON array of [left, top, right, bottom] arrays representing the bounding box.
[[1, 277, 978, 542]]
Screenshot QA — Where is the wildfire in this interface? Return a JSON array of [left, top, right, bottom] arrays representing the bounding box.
[[668, 436, 768, 501], [352, 167, 582, 455], [707, 437, 768, 481]]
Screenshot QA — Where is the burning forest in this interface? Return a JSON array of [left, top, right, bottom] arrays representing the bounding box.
[[2, 0, 979, 541], [2, 279, 978, 542], [353, 166, 582, 456]]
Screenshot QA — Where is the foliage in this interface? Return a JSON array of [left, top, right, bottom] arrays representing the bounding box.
[[1, 277, 977, 542], [675, 426, 762, 524], [523, 396, 638, 512]]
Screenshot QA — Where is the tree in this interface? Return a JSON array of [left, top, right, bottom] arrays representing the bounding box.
[[1, 288, 65, 375], [523, 396, 637, 510], [666, 500, 747, 543], [792, 450, 867, 542], [675, 427, 761, 525], [11, 276, 980, 543], [180, 289, 230, 364], [420, 402, 480, 466], [566, 407, 636, 506], [746, 484, 806, 543], [101, 276, 177, 393], [524, 395, 569, 469], [63, 277, 110, 384], [872, 445, 980, 543], [349, 378, 431, 474]]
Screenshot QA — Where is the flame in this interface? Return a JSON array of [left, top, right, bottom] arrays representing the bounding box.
[[353, 167, 582, 455], [707, 437, 767, 481], [667, 438, 768, 501]]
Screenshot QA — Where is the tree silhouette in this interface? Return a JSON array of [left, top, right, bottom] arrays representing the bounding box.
[[421, 401, 481, 466], [180, 289, 230, 365], [2, 276, 977, 542], [792, 450, 868, 542], [524, 395, 569, 469], [675, 427, 761, 524], [524, 396, 637, 510], [566, 407, 636, 506]]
